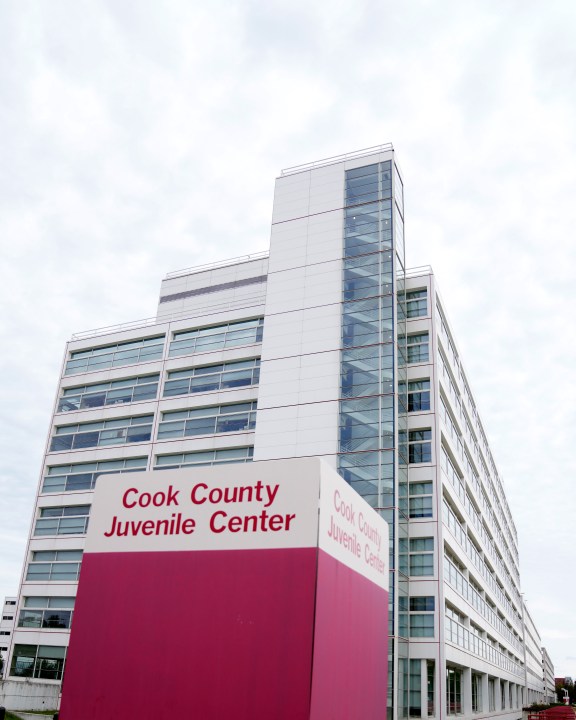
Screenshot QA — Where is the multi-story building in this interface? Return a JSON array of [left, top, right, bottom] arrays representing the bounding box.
[[522, 602, 547, 706], [0, 597, 16, 675], [4, 145, 552, 718], [542, 647, 556, 704]]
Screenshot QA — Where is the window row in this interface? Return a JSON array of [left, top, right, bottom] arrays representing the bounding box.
[[25, 550, 82, 582], [443, 553, 522, 653], [398, 379, 430, 412], [445, 613, 523, 676], [50, 415, 154, 451], [399, 429, 432, 465], [441, 449, 523, 627], [168, 318, 263, 358], [406, 289, 427, 318], [64, 318, 264, 376], [408, 481, 433, 519], [399, 537, 434, 576], [18, 597, 75, 630], [158, 403, 257, 440], [50, 403, 257, 453], [34, 506, 90, 537], [41, 447, 254, 494], [401, 333, 429, 364], [399, 596, 435, 638], [436, 309, 519, 560], [58, 374, 160, 412], [10, 644, 66, 680], [58, 358, 261, 414], [42, 457, 148, 493], [65, 336, 163, 375]]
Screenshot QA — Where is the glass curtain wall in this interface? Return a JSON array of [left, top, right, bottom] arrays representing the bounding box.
[[339, 158, 407, 719]]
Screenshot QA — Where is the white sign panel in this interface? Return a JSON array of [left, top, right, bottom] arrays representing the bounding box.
[[86, 456, 389, 590], [86, 458, 321, 554], [318, 464, 389, 590]]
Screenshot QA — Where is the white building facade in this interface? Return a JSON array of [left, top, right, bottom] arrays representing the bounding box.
[[5, 145, 552, 718]]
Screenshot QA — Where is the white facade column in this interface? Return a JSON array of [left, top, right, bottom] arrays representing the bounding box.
[[462, 667, 472, 716], [481, 673, 489, 714]]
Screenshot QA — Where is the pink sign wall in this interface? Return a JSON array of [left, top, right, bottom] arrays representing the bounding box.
[[59, 458, 388, 720]]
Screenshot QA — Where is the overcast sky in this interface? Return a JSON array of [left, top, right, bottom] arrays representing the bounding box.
[[1, 0, 575, 677]]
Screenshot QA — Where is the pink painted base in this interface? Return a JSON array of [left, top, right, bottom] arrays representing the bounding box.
[[60, 547, 387, 719]]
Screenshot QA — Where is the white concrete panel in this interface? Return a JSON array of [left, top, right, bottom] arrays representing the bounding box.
[[254, 415, 299, 435], [308, 188, 345, 216], [256, 390, 301, 409], [300, 308, 341, 351], [274, 170, 311, 190], [150, 433, 255, 458], [259, 367, 302, 386], [297, 399, 339, 418], [294, 439, 339, 457], [307, 209, 342, 232], [260, 334, 303, 361], [261, 317, 303, 341], [299, 348, 339, 366], [269, 215, 309, 238], [306, 237, 343, 265], [263, 266, 309, 314], [303, 275, 342, 308], [256, 405, 298, 423], [272, 198, 310, 224], [309, 163, 343, 185], [299, 329, 340, 356], [252, 443, 298, 461], [294, 388, 334, 405], [268, 226, 308, 273], [266, 247, 307, 274], [299, 381, 339, 404], [254, 429, 298, 449]]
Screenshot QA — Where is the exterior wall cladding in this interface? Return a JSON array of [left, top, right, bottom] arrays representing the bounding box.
[[5, 145, 553, 718]]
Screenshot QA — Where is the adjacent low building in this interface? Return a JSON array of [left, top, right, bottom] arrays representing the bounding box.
[[4, 145, 553, 718], [0, 597, 16, 675]]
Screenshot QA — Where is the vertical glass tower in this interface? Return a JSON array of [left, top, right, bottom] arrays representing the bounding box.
[[338, 158, 407, 718]]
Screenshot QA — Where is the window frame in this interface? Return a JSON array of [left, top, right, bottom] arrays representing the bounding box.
[[42, 457, 147, 494], [58, 374, 159, 412], [65, 337, 164, 375], [406, 289, 428, 318]]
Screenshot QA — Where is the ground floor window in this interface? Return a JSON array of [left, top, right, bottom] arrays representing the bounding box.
[[488, 678, 496, 711], [446, 667, 462, 715], [10, 644, 66, 680], [427, 660, 435, 715], [409, 659, 421, 716], [472, 673, 482, 712]]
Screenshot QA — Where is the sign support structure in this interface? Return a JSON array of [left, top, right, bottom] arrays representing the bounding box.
[[59, 457, 389, 720]]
